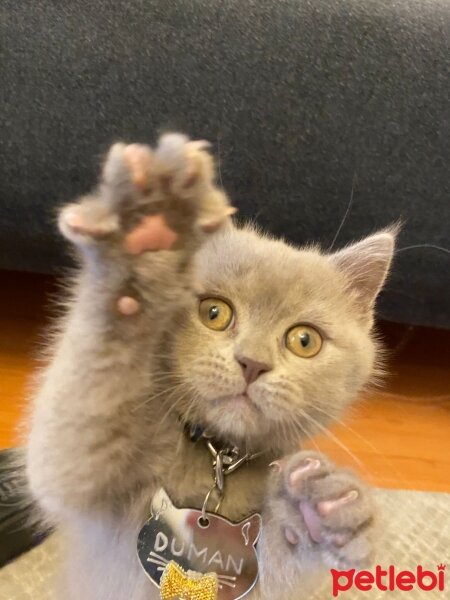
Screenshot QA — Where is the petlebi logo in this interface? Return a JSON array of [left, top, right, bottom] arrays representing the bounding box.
[[331, 564, 446, 597]]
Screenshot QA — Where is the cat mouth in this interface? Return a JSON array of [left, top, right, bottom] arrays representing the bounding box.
[[210, 390, 262, 414], [233, 392, 250, 403], [227, 392, 261, 412]]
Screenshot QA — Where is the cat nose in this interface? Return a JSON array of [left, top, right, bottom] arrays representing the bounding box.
[[237, 355, 272, 385]]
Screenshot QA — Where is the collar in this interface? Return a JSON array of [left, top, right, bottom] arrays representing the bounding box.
[[185, 422, 208, 443], [184, 421, 263, 469]]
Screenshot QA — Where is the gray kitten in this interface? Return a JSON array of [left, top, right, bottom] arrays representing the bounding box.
[[26, 134, 395, 600]]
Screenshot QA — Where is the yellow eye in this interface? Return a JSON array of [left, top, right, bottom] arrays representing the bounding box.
[[199, 298, 234, 331], [286, 325, 323, 358]]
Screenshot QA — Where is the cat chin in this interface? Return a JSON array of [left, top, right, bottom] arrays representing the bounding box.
[[224, 392, 262, 413], [189, 400, 262, 443]]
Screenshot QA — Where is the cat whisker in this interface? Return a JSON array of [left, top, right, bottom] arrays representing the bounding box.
[[298, 410, 364, 468], [310, 404, 408, 486], [132, 381, 188, 413], [328, 170, 357, 251], [154, 387, 195, 435], [293, 415, 322, 454], [285, 416, 298, 445], [149, 374, 181, 382], [180, 394, 203, 429], [287, 414, 314, 450], [274, 414, 299, 454]]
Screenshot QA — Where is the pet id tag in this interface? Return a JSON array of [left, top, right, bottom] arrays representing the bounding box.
[[137, 488, 261, 600]]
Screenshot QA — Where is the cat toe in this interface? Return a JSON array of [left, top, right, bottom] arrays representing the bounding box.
[[317, 489, 359, 516], [302, 470, 373, 532], [153, 133, 235, 232], [58, 201, 119, 244], [123, 144, 153, 191], [155, 134, 212, 193], [102, 142, 153, 196], [299, 470, 376, 568], [283, 451, 331, 498]]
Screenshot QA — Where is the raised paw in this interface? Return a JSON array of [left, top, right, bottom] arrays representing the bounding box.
[[270, 451, 376, 570], [58, 134, 235, 255]]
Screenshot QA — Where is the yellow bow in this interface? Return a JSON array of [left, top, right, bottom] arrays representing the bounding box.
[[160, 561, 219, 600]]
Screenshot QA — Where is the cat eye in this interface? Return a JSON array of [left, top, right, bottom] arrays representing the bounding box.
[[285, 325, 323, 358], [199, 298, 234, 331]]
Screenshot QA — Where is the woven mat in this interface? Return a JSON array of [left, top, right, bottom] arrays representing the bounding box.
[[1, 488, 449, 599]]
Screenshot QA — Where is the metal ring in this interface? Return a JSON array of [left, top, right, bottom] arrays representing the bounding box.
[[201, 483, 224, 521], [201, 484, 216, 522]]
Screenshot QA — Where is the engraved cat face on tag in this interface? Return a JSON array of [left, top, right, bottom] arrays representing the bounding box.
[[137, 488, 261, 600]]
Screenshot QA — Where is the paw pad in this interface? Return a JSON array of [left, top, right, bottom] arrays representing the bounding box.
[[299, 500, 324, 543], [125, 215, 178, 254], [117, 296, 140, 316], [284, 527, 300, 546]]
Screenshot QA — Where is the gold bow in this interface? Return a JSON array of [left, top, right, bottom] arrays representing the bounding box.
[[160, 561, 218, 600]]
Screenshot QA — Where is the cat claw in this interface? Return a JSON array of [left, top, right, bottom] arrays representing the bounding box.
[[288, 457, 321, 488], [317, 489, 359, 516]]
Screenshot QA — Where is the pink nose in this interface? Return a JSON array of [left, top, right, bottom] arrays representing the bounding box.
[[237, 356, 272, 385]]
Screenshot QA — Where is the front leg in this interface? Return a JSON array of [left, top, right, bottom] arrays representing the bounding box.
[[257, 451, 376, 600], [26, 134, 233, 520]]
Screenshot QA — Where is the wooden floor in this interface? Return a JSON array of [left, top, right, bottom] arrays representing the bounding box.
[[1, 270, 449, 492]]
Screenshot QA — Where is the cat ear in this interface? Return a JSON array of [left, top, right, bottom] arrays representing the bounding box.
[[235, 514, 262, 547], [329, 228, 397, 317]]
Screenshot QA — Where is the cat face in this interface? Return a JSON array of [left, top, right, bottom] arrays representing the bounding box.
[[170, 225, 395, 452]]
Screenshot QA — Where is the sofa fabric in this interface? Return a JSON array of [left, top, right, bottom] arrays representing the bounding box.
[[1, 0, 449, 327]]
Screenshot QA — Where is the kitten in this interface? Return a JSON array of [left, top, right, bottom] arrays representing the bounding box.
[[26, 134, 395, 600]]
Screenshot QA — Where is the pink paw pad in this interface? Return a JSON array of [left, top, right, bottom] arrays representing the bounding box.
[[117, 296, 140, 315], [125, 214, 178, 254], [299, 501, 324, 543], [284, 527, 300, 546]]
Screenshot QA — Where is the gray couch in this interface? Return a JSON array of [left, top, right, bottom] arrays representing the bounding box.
[[1, 0, 449, 328]]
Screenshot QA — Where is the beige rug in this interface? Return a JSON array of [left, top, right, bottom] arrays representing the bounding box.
[[1, 488, 449, 599]]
